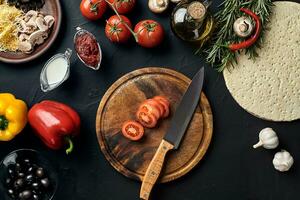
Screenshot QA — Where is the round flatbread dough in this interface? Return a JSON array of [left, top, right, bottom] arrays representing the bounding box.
[[223, 1, 300, 121]]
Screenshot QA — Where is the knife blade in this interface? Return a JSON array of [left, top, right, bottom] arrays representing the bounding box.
[[140, 67, 205, 200]]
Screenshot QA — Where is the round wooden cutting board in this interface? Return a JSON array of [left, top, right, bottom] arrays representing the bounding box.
[[96, 67, 213, 183]]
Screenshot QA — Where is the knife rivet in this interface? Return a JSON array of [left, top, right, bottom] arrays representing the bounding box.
[[163, 146, 167, 150], [151, 171, 156, 175]]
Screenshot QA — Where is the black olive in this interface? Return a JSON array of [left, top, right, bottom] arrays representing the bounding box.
[[19, 191, 24, 199], [33, 194, 40, 200], [40, 178, 50, 188], [35, 168, 44, 178], [32, 182, 40, 190], [27, 166, 34, 173], [5, 177, 12, 186], [15, 163, 21, 172], [23, 158, 30, 164], [8, 167, 15, 177], [25, 174, 34, 183], [18, 172, 25, 178], [7, 188, 14, 195], [32, 189, 42, 195], [14, 178, 24, 188], [20, 190, 32, 199]]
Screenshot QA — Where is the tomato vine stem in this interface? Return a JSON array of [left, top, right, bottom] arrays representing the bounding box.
[[104, 0, 138, 42]]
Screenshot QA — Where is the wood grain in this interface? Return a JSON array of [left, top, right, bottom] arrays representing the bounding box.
[[0, 0, 62, 63], [96, 67, 213, 183]]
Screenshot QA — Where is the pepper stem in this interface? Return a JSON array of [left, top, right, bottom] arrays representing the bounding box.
[[0, 115, 9, 131], [65, 137, 74, 155]]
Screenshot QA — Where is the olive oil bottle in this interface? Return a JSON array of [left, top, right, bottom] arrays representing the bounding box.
[[171, 0, 214, 46]]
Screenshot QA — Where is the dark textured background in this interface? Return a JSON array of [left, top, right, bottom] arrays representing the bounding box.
[[1, 0, 300, 199]]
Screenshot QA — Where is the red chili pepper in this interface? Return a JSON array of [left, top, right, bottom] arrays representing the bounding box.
[[28, 100, 80, 154], [228, 8, 261, 51]]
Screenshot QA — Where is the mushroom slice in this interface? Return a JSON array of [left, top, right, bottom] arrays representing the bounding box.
[[19, 33, 29, 42], [24, 10, 38, 22], [44, 15, 55, 28], [29, 30, 48, 46], [36, 16, 48, 31], [16, 19, 28, 33], [148, 0, 169, 13], [26, 17, 38, 30], [18, 41, 33, 54]]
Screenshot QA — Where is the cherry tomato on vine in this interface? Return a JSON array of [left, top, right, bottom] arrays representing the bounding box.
[[108, 0, 136, 14], [80, 0, 107, 21], [134, 20, 164, 48], [105, 15, 133, 43]]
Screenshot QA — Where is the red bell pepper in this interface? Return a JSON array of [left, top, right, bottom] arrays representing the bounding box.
[[28, 100, 80, 154]]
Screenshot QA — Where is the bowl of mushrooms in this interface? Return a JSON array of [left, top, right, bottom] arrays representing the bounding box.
[[0, 0, 62, 64]]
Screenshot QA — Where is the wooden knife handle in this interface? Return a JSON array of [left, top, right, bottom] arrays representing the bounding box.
[[140, 139, 174, 200]]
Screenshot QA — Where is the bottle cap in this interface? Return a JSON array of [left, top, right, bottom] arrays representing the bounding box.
[[187, 1, 206, 21]]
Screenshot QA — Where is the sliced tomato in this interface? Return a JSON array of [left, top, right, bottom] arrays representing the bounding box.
[[122, 120, 144, 141], [136, 110, 157, 128], [149, 99, 164, 117], [153, 96, 170, 118], [139, 100, 161, 119]]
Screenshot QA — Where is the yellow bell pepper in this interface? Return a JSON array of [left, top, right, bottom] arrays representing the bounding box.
[[0, 93, 28, 141]]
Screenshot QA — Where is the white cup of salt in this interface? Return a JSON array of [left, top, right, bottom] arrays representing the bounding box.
[[40, 48, 72, 92]]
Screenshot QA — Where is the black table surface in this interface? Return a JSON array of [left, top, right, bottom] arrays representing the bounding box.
[[1, 0, 300, 199]]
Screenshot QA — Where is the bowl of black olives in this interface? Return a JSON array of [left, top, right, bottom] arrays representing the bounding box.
[[0, 149, 58, 200]]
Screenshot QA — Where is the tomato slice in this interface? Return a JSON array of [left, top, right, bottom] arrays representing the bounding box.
[[150, 99, 165, 117], [153, 96, 170, 118], [139, 100, 161, 119], [122, 120, 144, 141], [136, 110, 157, 128]]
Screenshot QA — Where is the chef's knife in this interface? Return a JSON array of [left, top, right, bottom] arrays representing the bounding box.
[[140, 67, 205, 200]]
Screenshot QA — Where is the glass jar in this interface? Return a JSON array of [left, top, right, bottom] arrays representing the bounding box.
[[171, 0, 214, 46]]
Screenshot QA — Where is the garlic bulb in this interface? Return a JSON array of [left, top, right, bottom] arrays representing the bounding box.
[[253, 128, 279, 149], [273, 150, 294, 172]]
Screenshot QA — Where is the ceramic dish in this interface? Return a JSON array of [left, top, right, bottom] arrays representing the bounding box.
[[0, 0, 62, 64]]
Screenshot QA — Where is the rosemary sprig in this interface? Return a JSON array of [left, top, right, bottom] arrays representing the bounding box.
[[203, 0, 274, 72]]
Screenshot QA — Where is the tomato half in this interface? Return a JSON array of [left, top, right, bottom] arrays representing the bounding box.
[[105, 15, 133, 43], [80, 0, 107, 21], [108, 0, 136, 14], [139, 100, 161, 119], [153, 96, 170, 118], [136, 110, 157, 128], [134, 20, 164, 48], [122, 120, 144, 141]]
